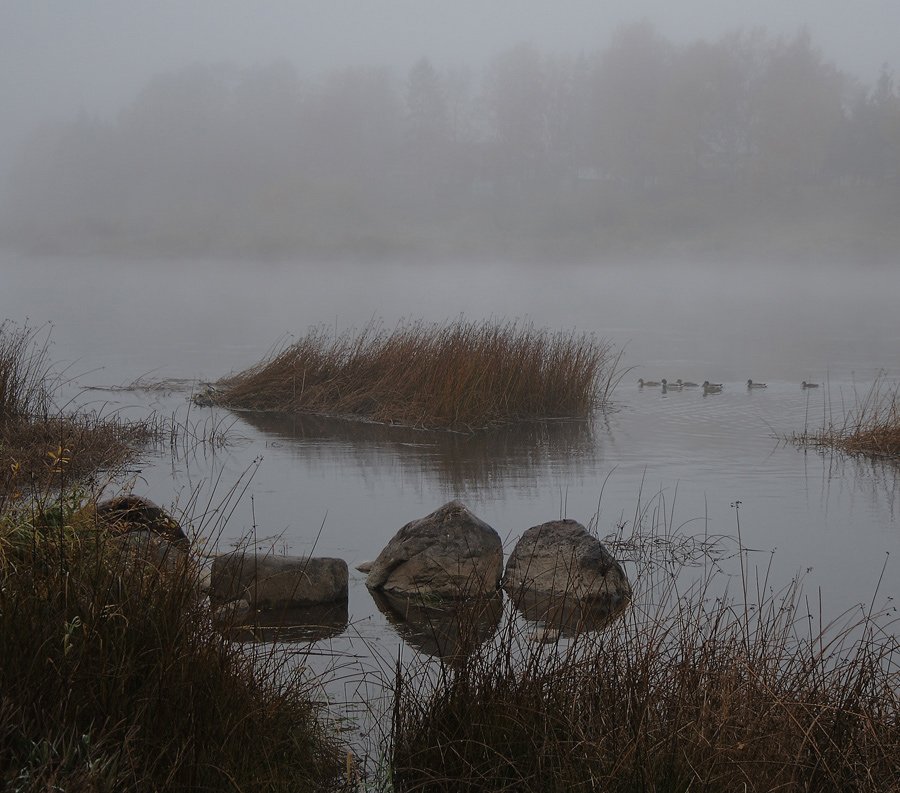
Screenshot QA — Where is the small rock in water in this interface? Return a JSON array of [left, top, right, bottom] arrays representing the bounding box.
[[354, 560, 374, 573]]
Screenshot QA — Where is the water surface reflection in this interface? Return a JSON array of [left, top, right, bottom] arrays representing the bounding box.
[[225, 601, 349, 644], [508, 589, 629, 638], [240, 410, 603, 497], [370, 590, 504, 662]]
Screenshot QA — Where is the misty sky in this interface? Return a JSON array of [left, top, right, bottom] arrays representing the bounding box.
[[2, 0, 899, 177]]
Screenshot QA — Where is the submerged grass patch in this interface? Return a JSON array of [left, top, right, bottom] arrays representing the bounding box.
[[792, 376, 900, 459], [387, 535, 900, 792], [204, 319, 623, 431]]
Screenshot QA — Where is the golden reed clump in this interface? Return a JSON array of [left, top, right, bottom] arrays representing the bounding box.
[[206, 318, 623, 431]]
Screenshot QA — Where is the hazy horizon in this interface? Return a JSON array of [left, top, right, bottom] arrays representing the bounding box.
[[2, 2, 899, 264]]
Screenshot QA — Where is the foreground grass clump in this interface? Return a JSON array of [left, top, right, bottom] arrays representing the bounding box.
[[793, 376, 900, 459], [389, 566, 900, 792], [205, 319, 621, 430], [0, 490, 343, 792], [0, 321, 157, 491]]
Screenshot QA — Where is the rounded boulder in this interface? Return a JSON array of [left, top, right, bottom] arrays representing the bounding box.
[[366, 500, 503, 598]]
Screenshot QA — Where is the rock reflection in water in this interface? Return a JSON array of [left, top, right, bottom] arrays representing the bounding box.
[[509, 590, 627, 638], [225, 601, 349, 644], [237, 411, 600, 496], [370, 589, 503, 661]]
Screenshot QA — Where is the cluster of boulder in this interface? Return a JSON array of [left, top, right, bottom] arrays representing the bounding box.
[[361, 500, 631, 648], [361, 499, 630, 602], [97, 495, 631, 649]]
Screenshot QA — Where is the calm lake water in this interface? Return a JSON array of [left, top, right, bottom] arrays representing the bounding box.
[[3, 252, 899, 723]]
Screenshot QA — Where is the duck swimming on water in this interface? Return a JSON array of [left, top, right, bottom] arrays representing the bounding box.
[[677, 379, 699, 388], [747, 379, 767, 388], [661, 378, 682, 390], [638, 378, 661, 387], [702, 380, 723, 394], [801, 381, 819, 389]]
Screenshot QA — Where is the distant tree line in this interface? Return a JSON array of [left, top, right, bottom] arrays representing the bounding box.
[[3, 24, 899, 261]]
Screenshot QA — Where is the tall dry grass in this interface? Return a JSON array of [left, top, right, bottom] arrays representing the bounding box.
[[792, 375, 900, 459], [387, 537, 900, 791], [1, 321, 345, 789], [0, 320, 52, 422], [0, 321, 162, 493], [207, 319, 623, 430], [0, 484, 345, 792]]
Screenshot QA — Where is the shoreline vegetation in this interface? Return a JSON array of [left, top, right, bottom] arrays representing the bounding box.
[[791, 376, 900, 460], [0, 487, 344, 791], [200, 319, 624, 432], [0, 321, 344, 791], [0, 321, 159, 491], [389, 551, 900, 792], [2, 320, 899, 791]]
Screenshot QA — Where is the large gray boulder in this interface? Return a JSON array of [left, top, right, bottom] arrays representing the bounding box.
[[366, 500, 503, 597], [504, 519, 631, 609], [210, 552, 348, 611]]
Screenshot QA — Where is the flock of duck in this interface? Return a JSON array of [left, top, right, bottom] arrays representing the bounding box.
[[638, 378, 820, 395]]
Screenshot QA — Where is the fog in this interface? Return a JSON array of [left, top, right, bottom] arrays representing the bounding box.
[[2, 2, 900, 705], [1, 2, 899, 262]]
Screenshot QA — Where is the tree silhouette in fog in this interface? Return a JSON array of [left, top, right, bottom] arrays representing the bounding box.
[[3, 25, 898, 261]]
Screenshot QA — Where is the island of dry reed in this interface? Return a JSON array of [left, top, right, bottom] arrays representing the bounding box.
[[203, 319, 622, 431]]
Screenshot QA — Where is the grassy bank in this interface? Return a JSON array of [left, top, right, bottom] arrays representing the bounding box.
[[203, 319, 622, 431], [0, 321, 159, 493], [0, 489, 343, 792], [0, 321, 345, 791], [792, 376, 900, 459], [388, 550, 899, 791]]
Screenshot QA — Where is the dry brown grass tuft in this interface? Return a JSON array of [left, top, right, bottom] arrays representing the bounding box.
[[204, 319, 623, 431], [0, 485, 344, 792], [0, 320, 51, 422], [792, 375, 900, 459], [0, 321, 160, 498], [388, 547, 900, 792]]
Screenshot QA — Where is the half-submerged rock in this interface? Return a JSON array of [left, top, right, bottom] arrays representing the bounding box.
[[504, 519, 630, 612], [210, 552, 348, 611], [366, 500, 503, 598], [95, 495, 189, 548]]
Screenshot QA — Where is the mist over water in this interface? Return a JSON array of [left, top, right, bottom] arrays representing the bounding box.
[[1, 4, 899, 727], [4, 255, 897, 388]]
